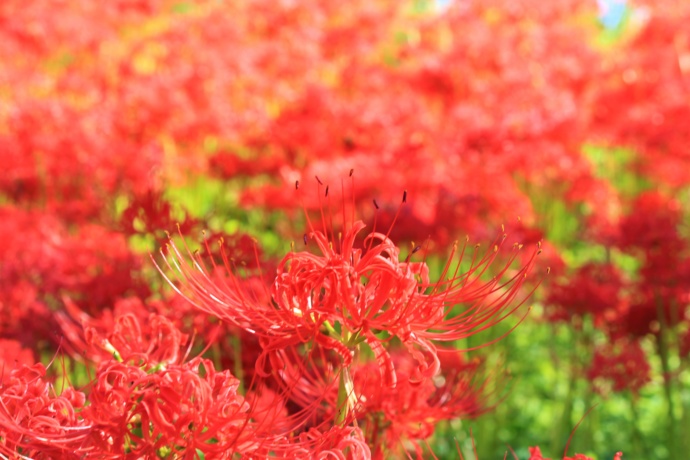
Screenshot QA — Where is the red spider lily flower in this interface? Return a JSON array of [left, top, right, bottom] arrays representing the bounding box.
[[526, 446, 623, 460], [617, 191, 684, 255], [587, 338, 651, 395], [0, 351, 366, 459], [57, 307, 366, 458], [218, 341, 372, 458], [545, 263, 624, 326], [0, 280, 52, 351], [563, 454, 623, 460], [528, 446, 547, 459], [238, 338, 371, 450], [84, 357, 256, 457], [120, 189, 198, 240], [59, 309, 272, 457], [353, 350, 497, 457], [0, 363, 91, 459], [157, 183, 539, 392], [270, 424, 371, 460], [0, 206, 148, 324], [55, 297, 189, 365], [0, 358, 260, 459], [0, 340, 35, 385]]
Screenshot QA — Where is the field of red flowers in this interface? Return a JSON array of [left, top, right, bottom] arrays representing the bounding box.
[[1, 0, 688, 458]]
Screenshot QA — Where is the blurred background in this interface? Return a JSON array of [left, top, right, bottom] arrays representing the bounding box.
[[1, 0, 689, 458]]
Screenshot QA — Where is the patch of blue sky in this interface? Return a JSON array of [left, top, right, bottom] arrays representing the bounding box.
[[597, 0, 627, 29]]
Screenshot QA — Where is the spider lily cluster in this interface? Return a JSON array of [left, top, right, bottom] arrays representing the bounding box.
[[0, 182, 539, 458], [12, 0, 690, 457], [152, 181, 541, 457]]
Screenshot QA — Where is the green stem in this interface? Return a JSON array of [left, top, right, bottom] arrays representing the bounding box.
[[336, 368, 351, 425], [231, 334, 245, 394], [680, 362, 690, 455], [553, 326, 577, 454], [655, 294, 677, 457], [628, 393, 646, 456], [577, 318, 595, 454], [323, 320, 338, 338]]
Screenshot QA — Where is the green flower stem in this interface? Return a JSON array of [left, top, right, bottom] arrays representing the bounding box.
[[628, 393, 646, 456], [552, 326, 576, 453], [336, 368, 350, 425], [655, 293, 677, 457], [231, 333, 245, 394]]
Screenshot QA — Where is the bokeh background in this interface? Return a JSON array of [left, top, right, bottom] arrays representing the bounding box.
[[1, 0, 689, 458]]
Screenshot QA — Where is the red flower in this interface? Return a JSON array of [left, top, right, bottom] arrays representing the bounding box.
[[353, 350, 495, 456], [528, 446, 623, 460], [617, 191, 684, 255], [588, 339, 651, 395], [84, 357, 255, 457], [0, 363, 90, 458], [158, 184, 538, 393], [0, 339, 34, 384], [545, 263, 624, 325]]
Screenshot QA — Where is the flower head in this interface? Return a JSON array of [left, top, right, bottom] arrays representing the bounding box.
[[158, 179, 539, 392]]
